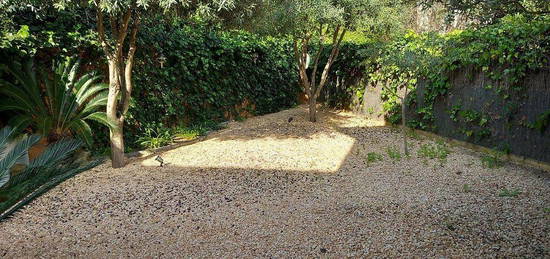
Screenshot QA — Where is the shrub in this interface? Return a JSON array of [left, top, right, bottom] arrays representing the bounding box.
[[98, 21, 300, 150], [137, 127, 173, 150]]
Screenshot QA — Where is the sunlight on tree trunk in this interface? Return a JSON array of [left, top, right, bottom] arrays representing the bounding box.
[[96, 6, 140, 168]]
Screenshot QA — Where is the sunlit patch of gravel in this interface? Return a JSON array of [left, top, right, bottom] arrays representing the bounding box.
[[0, 105, 548, 258]]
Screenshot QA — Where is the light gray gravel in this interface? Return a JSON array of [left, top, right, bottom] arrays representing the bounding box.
[[0, 106, 548, 258]]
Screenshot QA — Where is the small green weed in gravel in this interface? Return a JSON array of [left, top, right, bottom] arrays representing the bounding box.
[[365, 152, 383, 165], [386, 146, 401, 161], [498, 188, 521, 198], [406, 129, 423, 141], [418, 140, 450, 164], [481, 151, 504, 168], [544, 208, 550, 213], [463, 184, 472, 193]]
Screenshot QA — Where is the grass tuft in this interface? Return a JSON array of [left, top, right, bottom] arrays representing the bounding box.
[[365, 152, 383, 165], [386, 146, 402, 161], [498, 188, 521, 198], [481, 151, 504, 168], [418, 140, 450, 164]]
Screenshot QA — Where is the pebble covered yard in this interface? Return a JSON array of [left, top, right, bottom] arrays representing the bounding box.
[[0, 106, 548, 257]]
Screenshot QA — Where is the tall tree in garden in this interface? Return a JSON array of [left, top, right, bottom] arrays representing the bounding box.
[[91, 0, 237, 168], [1, 0, 237, 167], [246, 0, 374, 122]]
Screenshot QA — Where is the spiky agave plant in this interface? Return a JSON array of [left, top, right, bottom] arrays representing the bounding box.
[[0, 57, 113, 146]]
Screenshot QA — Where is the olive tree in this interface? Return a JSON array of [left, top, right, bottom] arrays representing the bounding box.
[[1, 0, 237, 168], [247, 0, 377, 122], [419, 0, 549, 24]]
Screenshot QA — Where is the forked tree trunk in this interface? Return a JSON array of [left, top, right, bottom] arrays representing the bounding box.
[[96, 6, 139, 168], [293, 25, 347, 123]]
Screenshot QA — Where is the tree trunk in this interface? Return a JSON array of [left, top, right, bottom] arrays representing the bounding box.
[[308, 98, 317, 122], [107, 59, 126, 168], [96, 7, 139, 168], [401, 87, 408, 155], [110, 124, 125, 168]]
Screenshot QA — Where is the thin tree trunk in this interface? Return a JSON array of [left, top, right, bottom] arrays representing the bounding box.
[[401, 87, 408, 155]]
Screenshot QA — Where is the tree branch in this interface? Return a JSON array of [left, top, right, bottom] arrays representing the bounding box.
[[95, 7, 112, 59], [117, 8, 133, 46], [310, 23, 326, 95], [121, 13, 141, 118], [314, 26, 346, 99]]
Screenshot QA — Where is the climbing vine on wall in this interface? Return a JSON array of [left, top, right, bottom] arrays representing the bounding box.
[[353, 14, 550, 135]]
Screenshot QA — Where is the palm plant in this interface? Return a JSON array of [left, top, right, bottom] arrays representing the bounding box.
[[0, 57, 112, 146], [0, 126, 81, 189], [0, 126, 101, 219]]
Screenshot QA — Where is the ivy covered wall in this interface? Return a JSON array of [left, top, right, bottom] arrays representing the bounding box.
[[413, 66, 550, 163], [0, 11, 300, 151], [321, 14, 550, 163]]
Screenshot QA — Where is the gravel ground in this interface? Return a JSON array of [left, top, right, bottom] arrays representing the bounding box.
[[0, 106, 548, 258]]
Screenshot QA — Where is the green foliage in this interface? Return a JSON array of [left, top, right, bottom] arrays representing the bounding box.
[[481, 151, 504, 168], [0, 57, 112, 146], [253, 0, 371, 37], [0, 7, 99, 57], [498, 188, 521, 198], [137, 127, 173, 149], [381, 15, 548, 129], [0, 126, 39, 188], [321, 42, 374, 109], [386, 146, 401, 161], [419, 0, 549, 25], [418, 140, 450, 162], [117, 20, 298, 149], [174, 120, 222, 140], [0, 126, 96, 216], [365, 152, 383, 164], [324, 14, 550, 142], [527, 110, 550, 133], [174, 128, 202, 140], [462, 184, 472, 193]]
